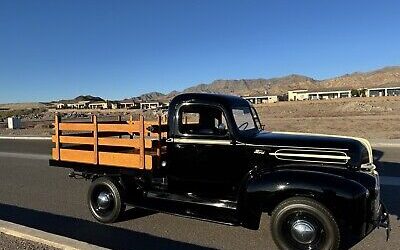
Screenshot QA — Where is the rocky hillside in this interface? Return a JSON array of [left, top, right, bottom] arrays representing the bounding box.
[[182, 75, 317, 96], [121, 92, 167, 102], [58, 95, 104, 103], [318, 66, 400, 90]]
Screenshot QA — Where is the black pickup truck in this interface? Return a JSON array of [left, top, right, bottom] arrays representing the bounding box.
[[50, 93, 390, 250]]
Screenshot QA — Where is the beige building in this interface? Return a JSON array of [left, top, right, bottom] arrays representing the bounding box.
[[120, 101, 138, 109], [57, 101, 90, 109], [288, 90, 309, 101], [289, 89, 352, 101], [89, 101, 110, 109], [56, 103, 66, 109], [243, 95, 278, 104], [367, 86, 400, 97], [74, 101, 91, 109], [111, 102, 120, 109], [140, 102, 162, 110], [308, 90, 351, 100]]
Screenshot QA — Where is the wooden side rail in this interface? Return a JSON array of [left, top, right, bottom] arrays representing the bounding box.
[[51, 136, 153, 148], [52, 114, 165, 170], [97, 123, 141, 133], [59, 123, 94, 131]]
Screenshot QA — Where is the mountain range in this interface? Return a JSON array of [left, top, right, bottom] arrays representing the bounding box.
[[179, 66, 400, 97], [59, 66, 400, 103], [135, 66, 400, 101]]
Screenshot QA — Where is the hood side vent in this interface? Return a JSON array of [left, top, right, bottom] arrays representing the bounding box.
[[269, 148, 350, 165]]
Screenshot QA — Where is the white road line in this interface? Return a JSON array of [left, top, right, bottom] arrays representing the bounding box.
[[380, 176, 400, 186], [0, 152, 49, 160], [372, 143, 400, 148]]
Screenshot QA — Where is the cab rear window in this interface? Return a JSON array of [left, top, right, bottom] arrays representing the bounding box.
[[179, 104, 228, 136]]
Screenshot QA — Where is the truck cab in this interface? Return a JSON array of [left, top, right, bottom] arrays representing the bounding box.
[[50, 93, 390, 250], [166, 93, 258, 199]]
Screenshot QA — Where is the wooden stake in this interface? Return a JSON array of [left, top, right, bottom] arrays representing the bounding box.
[[54, 115, 61, 160], [157, 116, 161, 157], [93, 115, 98, 164], [139, 115, 145, 169], [118, 115, 122, 138], [129, 115, 133, 139]]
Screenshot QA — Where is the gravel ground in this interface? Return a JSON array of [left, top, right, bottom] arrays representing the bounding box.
[[0, 233, 59, 250]]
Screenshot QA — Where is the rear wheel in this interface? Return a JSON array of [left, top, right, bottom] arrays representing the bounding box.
[[87, 177, 125, 223], [270, 197, 340, 250]]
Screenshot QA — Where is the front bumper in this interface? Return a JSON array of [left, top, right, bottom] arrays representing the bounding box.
[[375, 202, 391, 241]]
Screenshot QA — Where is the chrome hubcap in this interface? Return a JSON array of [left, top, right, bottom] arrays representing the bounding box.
[[290, 220, 317, 244], [97, 191, 112, 209]]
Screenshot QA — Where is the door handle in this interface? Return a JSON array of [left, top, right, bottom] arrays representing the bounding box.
[[175, 144, 195, 149]]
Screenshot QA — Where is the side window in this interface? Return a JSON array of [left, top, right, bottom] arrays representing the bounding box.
[[179, 104, 228, 136]]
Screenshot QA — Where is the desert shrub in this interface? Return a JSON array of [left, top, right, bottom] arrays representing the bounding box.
[[0, 108, 48, 120]]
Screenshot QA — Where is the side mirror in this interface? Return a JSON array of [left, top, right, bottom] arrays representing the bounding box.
[[216, 123, 228, 136], [218, 123, 226, 130]]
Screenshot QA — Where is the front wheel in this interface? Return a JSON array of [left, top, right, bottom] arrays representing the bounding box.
[[270, 197, 340, 250], [87, 177, 126, 223]]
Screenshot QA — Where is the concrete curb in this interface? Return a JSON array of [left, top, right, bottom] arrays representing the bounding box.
[[0, 219, 108, 250], [0, 136, 51, 140]]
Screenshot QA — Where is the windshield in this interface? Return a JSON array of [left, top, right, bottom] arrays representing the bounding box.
[[232, 106, 259, 132], [251, 106, 263, 130]]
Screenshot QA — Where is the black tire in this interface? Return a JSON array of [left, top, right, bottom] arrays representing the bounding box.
[[87, 177, 126, 223], [270, 197, 340, 250]]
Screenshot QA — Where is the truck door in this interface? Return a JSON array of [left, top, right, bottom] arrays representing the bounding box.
[[168, 103, 243, 199]]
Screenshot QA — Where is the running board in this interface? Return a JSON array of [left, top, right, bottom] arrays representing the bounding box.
[[130, 203, 239, 226], [145, 191, 238, 210]]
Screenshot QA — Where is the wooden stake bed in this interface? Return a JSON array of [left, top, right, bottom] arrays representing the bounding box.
[[51, 115, 166, 170]]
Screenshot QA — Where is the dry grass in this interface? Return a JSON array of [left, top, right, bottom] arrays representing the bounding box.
[[0, 102, 47, 110]]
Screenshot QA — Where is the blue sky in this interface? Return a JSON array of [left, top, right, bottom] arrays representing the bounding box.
[[1, 0, 400, 103]]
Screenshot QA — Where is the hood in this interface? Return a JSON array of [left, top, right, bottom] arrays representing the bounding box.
[[239, 131, 373, 168]]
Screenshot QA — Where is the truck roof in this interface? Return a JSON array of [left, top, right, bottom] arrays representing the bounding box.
[[170, 93, 250, 108]]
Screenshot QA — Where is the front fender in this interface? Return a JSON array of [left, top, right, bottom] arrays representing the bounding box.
[[239, 169, 369, 232]]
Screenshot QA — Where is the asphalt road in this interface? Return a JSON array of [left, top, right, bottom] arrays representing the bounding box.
[[0, 139, 399, 250]]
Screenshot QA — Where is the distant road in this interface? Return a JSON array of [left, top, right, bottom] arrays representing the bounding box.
[[0, 139, 399, 250]]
